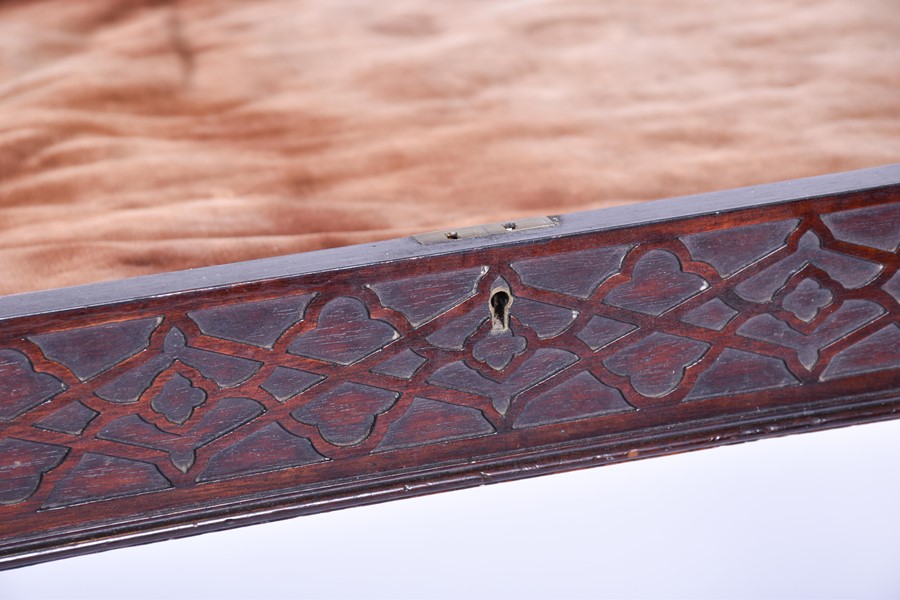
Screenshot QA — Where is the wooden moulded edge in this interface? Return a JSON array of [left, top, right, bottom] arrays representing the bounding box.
[[3, 163, 900, 322]]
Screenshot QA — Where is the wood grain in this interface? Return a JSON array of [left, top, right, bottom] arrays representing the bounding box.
[[0, 166, 898, 569]]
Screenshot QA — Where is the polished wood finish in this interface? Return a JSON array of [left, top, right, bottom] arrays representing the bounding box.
[[1, 165, 898, 569]]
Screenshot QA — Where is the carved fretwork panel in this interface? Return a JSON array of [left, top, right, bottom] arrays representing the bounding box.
[[1, 180, 898, 568]]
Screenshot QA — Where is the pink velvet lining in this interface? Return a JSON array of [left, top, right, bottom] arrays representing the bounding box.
[[1, 0, 898, 295]]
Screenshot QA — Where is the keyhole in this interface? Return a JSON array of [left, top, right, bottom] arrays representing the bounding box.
[[490, 289, 511, 331]]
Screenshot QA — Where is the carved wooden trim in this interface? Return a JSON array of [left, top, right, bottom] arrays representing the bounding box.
[[1, 165, 898, 568]]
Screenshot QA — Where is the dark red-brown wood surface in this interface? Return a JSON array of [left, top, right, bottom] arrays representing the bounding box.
[[1, 165, 898, 569]]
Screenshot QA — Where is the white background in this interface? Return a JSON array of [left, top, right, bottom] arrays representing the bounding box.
[[2, 419, 899, 600]]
